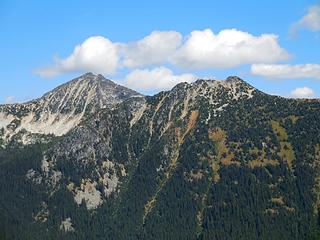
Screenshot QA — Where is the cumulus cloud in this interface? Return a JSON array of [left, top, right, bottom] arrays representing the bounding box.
[[35, 36, 121, 77], [124, 67, 197, 90], [36, 28, 290, 78], [122, 31, 182, 68], [290, 5, 320, 34], [251, 63, 320, 79], [171, 29, 290, 68], [290, 87, 316, 98]]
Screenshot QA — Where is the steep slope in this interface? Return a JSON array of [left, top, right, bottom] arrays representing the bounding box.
[[32, 76, 256, 206], [0, 75, 320, 240], [0, 73, 142, 145]]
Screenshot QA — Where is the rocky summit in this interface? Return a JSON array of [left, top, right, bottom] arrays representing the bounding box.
[[0, 73, 141, 144], [0, 73, 320, 240]]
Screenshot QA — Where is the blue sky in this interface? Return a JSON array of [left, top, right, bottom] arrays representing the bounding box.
[[0, 0, 319, 103]]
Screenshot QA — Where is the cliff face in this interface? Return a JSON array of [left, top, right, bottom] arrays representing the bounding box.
[[0, 73, 320, 240]]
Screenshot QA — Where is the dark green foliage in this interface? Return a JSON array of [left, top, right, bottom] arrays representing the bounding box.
[[0, 86, 320, 240]]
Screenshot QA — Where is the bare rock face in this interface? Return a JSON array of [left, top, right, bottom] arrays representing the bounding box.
[[0, 73, 142, 145]]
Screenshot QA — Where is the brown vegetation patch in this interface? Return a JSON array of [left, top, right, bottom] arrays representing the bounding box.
[[271, 196, 284, 205], [288, 115, 301, 124], [284, 206, 295, 212], [189, 170, 204, 181], [248, 159, 279, 168], [208, 128, 226, 142], [265, 208, 279, 215], [144, 198, 156, 221], [271, 120, 295, 169], [208, 128, 240, 181], [271, 120, 288, 141], [208, 128, 239, 166]]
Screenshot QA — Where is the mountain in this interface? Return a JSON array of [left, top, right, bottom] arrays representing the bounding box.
[[0, 72, 141, 145], [0, 73, 320, 240]]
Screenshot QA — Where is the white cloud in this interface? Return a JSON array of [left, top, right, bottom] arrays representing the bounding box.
[[290, 87, 316, 98], [171, 29, 290, 68], [124, 67, 197, 90], [251, 63, 320, 79], [36, 29, 290, 78], [122, 31, 182, 68], [35, 36, 120, 77], [290, 5, 320, 34]]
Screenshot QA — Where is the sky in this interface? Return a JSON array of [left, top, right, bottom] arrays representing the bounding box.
[[0, 0, 320, 103]]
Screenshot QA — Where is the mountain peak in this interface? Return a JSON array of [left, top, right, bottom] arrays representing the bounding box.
[[41, 73, 141, 113], [182, 76, 255, 94], [225, 76, 252, 86], [52, 72, 114, 93], [0, 73, 257, 144], [171, 76, 256, 101], [82, 72, 96, 77], [0, 73, 143, 141], [76, 72, 110, 81], [226, 75, 243, 82]]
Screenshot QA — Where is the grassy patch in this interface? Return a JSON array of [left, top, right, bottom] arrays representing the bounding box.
[[248, 146, 279, 168], [288, 115, 301, 124], [271, 120, 288, 141], [208, 128, 240, 181], [271, 120, 295, 169], [279, 142, 295, 168], [248, 159, 278, 168], [271, 196, 284, 205], [208, 128, 240, 166]]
